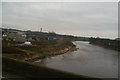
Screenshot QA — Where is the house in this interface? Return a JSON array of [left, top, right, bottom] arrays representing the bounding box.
[[2, 32, 9, 38], [16, 32, 27, 38], [2, 34, 7, 37], [15, 32, 27, 41]]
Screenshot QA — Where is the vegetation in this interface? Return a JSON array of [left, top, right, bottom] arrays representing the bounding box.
[[2, 38, 76, 61], [89, 37, 120, 51]]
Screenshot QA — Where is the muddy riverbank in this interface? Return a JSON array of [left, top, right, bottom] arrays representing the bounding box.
[[24, 45, 78, 61]]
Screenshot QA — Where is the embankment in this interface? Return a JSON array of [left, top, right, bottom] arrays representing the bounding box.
[[89, 38, 119, 51], [24, 46, 77, 61]]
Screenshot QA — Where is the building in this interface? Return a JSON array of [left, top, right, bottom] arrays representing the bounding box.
[[15, 32, 27, 41], [24, 41, 32, 45], [16, 32, 27, 38]]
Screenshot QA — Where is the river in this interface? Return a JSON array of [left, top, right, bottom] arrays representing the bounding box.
[[35, 41, 118, 78]]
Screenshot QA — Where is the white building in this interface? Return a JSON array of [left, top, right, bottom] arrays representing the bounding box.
[[24, 41, 32, 45]]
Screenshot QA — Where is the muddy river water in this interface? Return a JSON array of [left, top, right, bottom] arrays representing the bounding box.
[[35, 41, 118, 78]]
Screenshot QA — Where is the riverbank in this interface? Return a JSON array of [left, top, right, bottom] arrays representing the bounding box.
[[24, 46, 77, 61], [90, 43, 119, 51], [3, 39, 77, 61], [89, 38, 119, 51]]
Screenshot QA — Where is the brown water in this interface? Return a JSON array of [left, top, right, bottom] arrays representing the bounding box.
[[35, 41, 118, 78]]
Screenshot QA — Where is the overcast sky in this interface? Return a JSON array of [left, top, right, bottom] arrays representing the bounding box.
[[2, 2, 118, 39]]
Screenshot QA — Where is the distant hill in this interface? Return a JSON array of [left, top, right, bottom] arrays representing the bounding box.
[[1, 28, 90, 41]]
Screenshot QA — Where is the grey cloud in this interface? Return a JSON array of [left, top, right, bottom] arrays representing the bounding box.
[[2, 2, 118, 39]]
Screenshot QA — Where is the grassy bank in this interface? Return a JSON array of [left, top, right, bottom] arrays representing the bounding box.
[[2, 57, 100, 79], [2, 39, 76, 61]]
